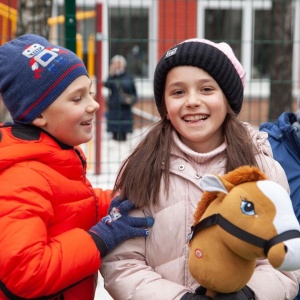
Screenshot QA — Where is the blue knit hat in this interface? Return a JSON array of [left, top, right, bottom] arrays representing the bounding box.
[[0, 34, 89, 123]]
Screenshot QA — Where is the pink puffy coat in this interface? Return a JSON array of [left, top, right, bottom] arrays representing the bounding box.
[[101, 124, 300, 300]]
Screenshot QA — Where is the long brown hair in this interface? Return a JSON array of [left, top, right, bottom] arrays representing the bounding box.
[[112, 105, 258, 207]]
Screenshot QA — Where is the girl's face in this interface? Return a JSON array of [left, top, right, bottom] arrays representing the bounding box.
[[164, 66, 228, 153], [36, 75, 99, 146]]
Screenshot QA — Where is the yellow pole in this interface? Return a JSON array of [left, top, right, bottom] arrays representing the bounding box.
[[76, 33, 83, 59], [87, 33, 95, 77]]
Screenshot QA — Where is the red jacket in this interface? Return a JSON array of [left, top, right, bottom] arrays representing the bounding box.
[[0, 124, 112, 299]]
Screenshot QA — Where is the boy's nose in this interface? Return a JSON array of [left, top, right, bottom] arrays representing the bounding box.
[[87, 98, 100, 112]]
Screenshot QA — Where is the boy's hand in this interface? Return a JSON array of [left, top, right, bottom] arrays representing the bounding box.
[[88, 197, 154, 257]]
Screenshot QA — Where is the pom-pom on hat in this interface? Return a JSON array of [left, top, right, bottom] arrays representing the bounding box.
[[0, 34, 89, 123], [154, 38, 246, 116]]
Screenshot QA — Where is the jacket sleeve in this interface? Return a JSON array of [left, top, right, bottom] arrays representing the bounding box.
[[100, 209, 190, 300], [0, 167, 101, 299], [94, 188, 113, 221]]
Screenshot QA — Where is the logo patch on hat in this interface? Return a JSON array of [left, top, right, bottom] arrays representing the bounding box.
[[165, 47, 177, 59], [22, 43, 68, 79]]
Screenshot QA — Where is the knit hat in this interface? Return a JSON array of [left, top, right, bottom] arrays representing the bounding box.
[[154, 38, 246, 116], [0, 34, 88, 123]]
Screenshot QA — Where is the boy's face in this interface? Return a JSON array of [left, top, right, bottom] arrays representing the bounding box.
[[34, 75, 99, 146]]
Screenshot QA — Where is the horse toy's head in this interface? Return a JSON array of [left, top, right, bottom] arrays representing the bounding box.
[[188, 166, 300, 294]]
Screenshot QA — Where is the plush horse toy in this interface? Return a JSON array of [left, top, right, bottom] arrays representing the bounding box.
[[188, 165, 300, 296]]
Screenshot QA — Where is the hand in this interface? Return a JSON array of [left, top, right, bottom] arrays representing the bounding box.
[[88, 197, 154, 257], [181, 287, 212, 300], [213, 286, 255, 300], [109, 62, 117, 76]]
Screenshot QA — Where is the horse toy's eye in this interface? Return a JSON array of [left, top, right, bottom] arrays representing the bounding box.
[[240, 199, 255, 216]]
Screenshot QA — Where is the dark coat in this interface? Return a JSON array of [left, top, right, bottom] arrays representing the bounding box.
[[260, 112, 300, 221], [260, 112, 300, 300], [105, 72, 137, 134]]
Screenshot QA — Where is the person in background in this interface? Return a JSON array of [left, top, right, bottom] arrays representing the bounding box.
[[100, 38, 300, 300], [260, 108, 300, 300], [105, 55, 137, 141], [0, 34, 153, 300]]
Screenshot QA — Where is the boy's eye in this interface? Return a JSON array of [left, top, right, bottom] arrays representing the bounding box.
[[73, 96, 82, 102]]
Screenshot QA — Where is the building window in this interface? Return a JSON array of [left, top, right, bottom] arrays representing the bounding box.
[[108, 6, 149, 78], [204, 9, 242, 62], [253, 9, 272, 79]]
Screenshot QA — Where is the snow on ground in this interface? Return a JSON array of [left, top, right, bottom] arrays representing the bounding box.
[[95, 276, 113, 300]]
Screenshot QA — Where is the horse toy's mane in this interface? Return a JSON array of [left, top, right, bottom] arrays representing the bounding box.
[[188, 165, 300, 296], [193, 166, 267, 226]]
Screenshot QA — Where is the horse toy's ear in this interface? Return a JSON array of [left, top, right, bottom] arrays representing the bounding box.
[[193, 175, 235, 224], [199, 174, 232, 194]]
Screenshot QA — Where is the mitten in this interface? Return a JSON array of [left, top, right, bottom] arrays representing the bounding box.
[[181, 287, 212, 300], [88, 197, 154, 257], [213, 286, 255, 300]]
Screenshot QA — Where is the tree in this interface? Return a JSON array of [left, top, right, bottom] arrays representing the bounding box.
[[269, 0, 293, 121], [15, 0, 53, 38]]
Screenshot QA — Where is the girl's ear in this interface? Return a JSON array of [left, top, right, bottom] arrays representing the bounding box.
[[32, 114, 47, 127]]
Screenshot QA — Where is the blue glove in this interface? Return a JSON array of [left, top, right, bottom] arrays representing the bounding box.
[[214, 286, 255, 300], [88, 197, 154, 257]]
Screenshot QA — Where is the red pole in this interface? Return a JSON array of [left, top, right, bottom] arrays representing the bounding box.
[[95, 2, 103, 175]]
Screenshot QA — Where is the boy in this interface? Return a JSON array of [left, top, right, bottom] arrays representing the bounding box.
[[0, 34, 153, 299]]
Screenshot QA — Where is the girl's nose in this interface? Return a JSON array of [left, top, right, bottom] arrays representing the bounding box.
[[186, 91, 201, 107]]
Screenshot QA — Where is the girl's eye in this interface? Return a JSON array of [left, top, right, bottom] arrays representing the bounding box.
[[89, 91, 94, 96], [202, 87, 214, 93], [172, 90, 184, 95]]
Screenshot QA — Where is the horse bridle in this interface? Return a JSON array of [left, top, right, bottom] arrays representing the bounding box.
[[189, 213, 300, 256]]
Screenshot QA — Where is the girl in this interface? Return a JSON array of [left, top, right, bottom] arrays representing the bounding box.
[[100, 38, 300, 300]]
